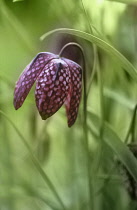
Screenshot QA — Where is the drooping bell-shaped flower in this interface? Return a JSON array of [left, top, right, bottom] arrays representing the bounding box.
[[14, 52, 82, 127]]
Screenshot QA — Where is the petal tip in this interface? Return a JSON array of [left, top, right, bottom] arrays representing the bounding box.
[[68, 120, 75, 127], [41, 114, 49, 120], [13, 100, 20, 110], [14, 106, 19, 110]]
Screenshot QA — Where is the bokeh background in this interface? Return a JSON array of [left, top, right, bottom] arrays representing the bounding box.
[[1, 0, 137, 209]]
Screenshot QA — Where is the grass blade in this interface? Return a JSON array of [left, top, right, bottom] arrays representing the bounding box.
[[0, 110, 66, 210], [40, 28, 137, 81], [88, 110, 137, 182], [104, 88, 136, 110], [107, 0, 137, 4]]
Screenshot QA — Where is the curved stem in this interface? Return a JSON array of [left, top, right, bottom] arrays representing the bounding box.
[[59, 42, 92, 209], [59, 42, 84, 58]]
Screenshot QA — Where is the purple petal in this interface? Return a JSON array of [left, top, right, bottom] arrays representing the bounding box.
[[14, 52, 57, 109], [63, 58, 82, 127], [35, 59, 70, 120]]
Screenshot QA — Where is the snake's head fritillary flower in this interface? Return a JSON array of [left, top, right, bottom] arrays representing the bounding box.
[[14, 52, 82, 127]]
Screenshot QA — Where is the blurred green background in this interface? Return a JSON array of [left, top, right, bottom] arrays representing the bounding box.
[[1, 0, 137, 209]]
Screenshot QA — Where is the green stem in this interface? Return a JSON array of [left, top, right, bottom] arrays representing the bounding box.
[[80, 0, 104, 131], [3, 119, 15, 209], [80, 0, 97, 97], [80, 0, 105, 202], [0, 110, 66, 210], [87, 46, 97, 96], [59, 42, 83, 57], [59, 42, 92, 210], [125, 104, 137, 143]]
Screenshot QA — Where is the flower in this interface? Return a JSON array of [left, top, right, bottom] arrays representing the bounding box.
[[14, 52, 82, 127]]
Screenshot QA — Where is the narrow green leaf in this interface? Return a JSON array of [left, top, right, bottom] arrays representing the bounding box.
[[104, 88, 136, 110], [40, 28, 137, 81], [107, 0, 137, 4], [13, 0, 24, 2], [88, 110, 137, 182], [0, 110, 66, 210], [0, 0, 35, 53]]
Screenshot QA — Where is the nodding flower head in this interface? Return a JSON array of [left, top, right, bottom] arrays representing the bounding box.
[[14, 51, 82, 127]]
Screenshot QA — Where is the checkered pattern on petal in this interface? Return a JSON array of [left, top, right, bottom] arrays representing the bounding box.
[[63, 58, 82, 127], [14, 52, 57, 109], [35, 59, 70, 120]]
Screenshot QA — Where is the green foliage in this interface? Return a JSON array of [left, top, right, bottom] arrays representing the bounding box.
[[1, 0, 137, 209], [13, 0, 24, 2], [107, 0, 137, 4]]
